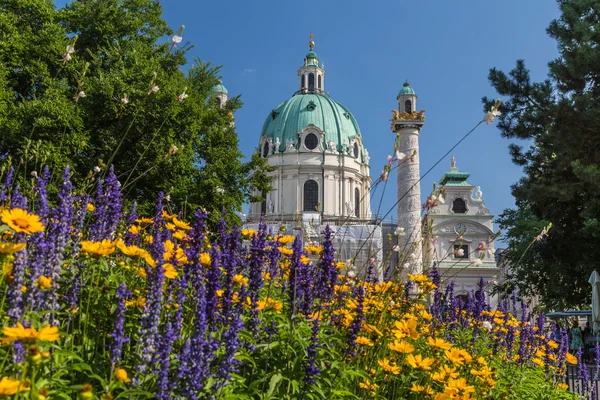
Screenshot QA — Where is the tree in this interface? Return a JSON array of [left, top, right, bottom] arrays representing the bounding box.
[[0, 0, 272, 220], [484, 0, 600, 309]]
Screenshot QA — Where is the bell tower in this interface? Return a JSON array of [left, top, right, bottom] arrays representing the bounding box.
[[298, 33, 325, 94]]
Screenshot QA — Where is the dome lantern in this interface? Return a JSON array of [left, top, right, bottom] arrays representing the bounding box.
[[298, 33, 325, 94], [397, 80, 417, 114], [211, 81, 228, 108]]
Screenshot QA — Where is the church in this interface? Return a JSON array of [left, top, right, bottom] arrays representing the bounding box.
[[214, 37, 500, 305]]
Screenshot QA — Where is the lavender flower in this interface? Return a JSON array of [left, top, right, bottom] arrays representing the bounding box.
[[304, 318, 321, 386], [156, 321, 175, 399], [214, 289, 244, 392], [111, 283, 131, 365], [0, 166, 14, 205], [10, 185, 28, 209], [316, 225, 337, 301], [7, 240, 27, 322], [346, 284, 365, 357]]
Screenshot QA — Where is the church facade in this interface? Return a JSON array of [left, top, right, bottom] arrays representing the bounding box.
[[222, 37, 499, 296]]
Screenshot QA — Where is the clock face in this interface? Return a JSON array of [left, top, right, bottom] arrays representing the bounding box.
[[454, 223, 467, 234]]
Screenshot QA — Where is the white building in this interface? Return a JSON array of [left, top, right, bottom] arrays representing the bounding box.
[[243, 37, 499, 292], [423, 157, 500, 308], [246, 37, 381, 271]]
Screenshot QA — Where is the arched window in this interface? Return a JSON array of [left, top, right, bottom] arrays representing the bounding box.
[[318, 75, 322, 89], [301, 75, 305, 89], [260, 191, 267, 216], [262, 142, 270, 158], [353, 142, 359, 158], [308, 73, 315, 91], [452, 198, 467, 214], [303, 180, 319, 212], [404, 100, 412, 113], [216, 97, 221, 107], [355, 188, 360, 218]]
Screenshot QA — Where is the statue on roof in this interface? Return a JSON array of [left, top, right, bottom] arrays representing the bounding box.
[[451, 155, 456, 168]]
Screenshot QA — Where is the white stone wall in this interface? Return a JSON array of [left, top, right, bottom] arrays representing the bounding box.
[[249, 129, 371, 221]]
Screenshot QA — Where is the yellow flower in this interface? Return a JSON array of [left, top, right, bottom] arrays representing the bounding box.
[[441, 365, 459, 378], [359, 379, 378, 392], [117, 242, 150, 259], [115, 368, 130, 383], [300, 255, 311, 265], [431, 370, 447, 382], [444, 348, 472, 366], [444, 378, 475, 395], [1, 208, 45, 234], [276, 235, 294, 245], [363, 323, 383, 336], [241, 229, 257, 239], [135, 217, 154, 225], [377, 358, 400, 374], [81, 240, 116, 257], [547, 340, 559, 349], [163, 263, 178, 279], [470, 366, 494, 378], [173, 230, 187, 241], [278, 246, 293, 256], [411, 384, 426, 393], [0, 376, 28, 396], [255, 298, 283, 313], [405, 354, 434, 370], [394, 318, 419, 339], [558, 383, 569, 390], [427, 337, 452, 350], [80, 383, 93, 399], [165, 222, 177, 231], [172, 217, 191, 230], [36, 276, 52, 290], [407, 273, 429, 283], [566, 353, 578, 364], [2, 323, 60, 344], [336, 261, 345, 270], [200, 252, 211, 267], [304, 245, 322, 254], [233, 274, 248, 286], [162, 210, 177, 220], [0, 242, 26, 255], [356, 336, 374, 347], [128, 225, 141, 235], [388, 340, 414, 354]]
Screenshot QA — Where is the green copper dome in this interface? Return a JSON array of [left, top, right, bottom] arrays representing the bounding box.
[[398, 81, 415, 96], [306, 50, 318, 59], [212, 83, 228, 94], [261, 93, 362, 154]]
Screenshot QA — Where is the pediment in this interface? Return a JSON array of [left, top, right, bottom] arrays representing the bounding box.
[[432, 220, 494, 236]]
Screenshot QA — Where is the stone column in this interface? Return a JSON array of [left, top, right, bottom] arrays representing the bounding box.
[[393, 121, 424, 275]]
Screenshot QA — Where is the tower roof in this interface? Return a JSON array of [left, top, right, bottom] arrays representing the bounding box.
[[439, 157, 472, 186], [212, 82, 228, 94], [398, 81, 416, 96]]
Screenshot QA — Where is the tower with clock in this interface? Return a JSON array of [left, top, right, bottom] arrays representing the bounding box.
[[423, 157, 500, 308]]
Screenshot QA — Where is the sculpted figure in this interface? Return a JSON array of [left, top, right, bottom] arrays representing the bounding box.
[[273, 137, 281, 153], [476, 186, 483, 201], [392, 110, 401, 120], [285, 138, 297, 151], [327, 140, 336, 152], [416, 110, 426, 120]]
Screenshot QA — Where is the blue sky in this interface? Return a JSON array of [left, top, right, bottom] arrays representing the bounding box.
[[64, 0, 561, 241]]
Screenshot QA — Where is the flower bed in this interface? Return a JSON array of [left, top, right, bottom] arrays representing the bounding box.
[[0, 166, 577, 399]]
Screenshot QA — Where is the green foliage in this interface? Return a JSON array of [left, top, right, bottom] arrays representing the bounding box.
[[0, 0, 271, 220], [483, 0, 600, 309]]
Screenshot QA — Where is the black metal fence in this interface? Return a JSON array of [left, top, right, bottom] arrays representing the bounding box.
[[567, 364, 600, 398]]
